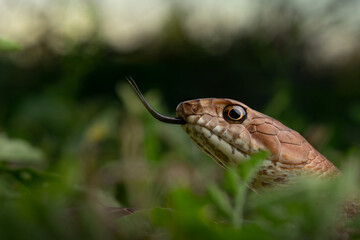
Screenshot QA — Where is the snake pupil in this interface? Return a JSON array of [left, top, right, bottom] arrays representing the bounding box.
[[229, 109, 242, 120], [223, 105, 246, 122]]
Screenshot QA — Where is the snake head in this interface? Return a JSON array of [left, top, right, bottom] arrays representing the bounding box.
[[176, 98, 261, 167]]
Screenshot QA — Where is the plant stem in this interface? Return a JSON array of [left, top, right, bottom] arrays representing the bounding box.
[[232, 184, 247, 227]]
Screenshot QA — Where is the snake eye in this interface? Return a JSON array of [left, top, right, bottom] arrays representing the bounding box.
[[223, 105, 247, 123]]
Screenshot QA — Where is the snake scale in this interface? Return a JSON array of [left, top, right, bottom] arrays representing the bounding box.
[[127, 78, 340, 190]]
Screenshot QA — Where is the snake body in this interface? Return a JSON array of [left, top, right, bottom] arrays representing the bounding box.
[[176, 98, 340, 189]]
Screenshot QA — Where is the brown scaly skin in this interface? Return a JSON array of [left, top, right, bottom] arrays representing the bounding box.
[[176, 98, 340, 190]]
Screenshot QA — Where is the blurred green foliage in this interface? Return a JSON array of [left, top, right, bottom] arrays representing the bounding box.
[[0, 38, 21, 52], [0, 5, 360, 238]]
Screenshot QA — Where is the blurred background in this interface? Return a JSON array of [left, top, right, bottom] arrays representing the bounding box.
[[0, 0, 360, 239]]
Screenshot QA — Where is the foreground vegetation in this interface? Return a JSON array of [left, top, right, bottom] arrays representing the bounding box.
[[0, 85, 359, 239]]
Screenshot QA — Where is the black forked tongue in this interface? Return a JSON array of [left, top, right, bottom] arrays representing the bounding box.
[[126, 77, 186, 125]]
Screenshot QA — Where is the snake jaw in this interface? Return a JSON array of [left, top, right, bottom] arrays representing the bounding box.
[[183, 124, 250, 167]]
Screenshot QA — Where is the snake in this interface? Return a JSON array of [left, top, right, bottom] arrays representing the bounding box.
[[127, 78, 340, 190]]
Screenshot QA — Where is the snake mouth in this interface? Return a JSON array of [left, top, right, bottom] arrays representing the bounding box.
[[182, 123, 249, 167], [127, 77, 186, 125]]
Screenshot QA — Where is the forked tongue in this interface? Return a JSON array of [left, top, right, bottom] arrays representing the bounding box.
[[127, 77, 185, 125]]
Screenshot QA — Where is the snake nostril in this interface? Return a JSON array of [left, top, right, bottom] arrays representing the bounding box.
[[191, 104, 199, 113]]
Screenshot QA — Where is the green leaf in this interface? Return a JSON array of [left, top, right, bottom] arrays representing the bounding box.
[[237, 151, 268, 183], [0, 134, 45, 164], [0, 38, 21, 52], [223, 168, 241, 197], [208, 184, 233, 217]]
